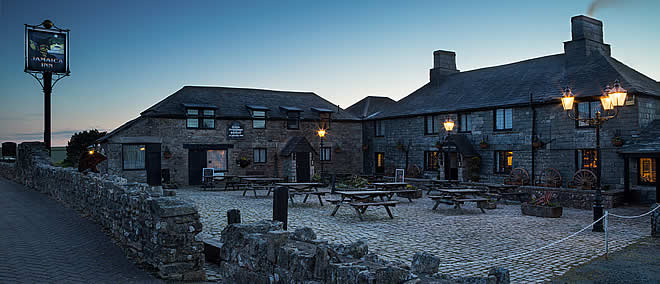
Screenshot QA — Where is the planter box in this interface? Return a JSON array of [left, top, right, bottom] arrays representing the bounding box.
[[521, 203, 562, 218]]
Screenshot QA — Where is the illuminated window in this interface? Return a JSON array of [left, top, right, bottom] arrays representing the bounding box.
[[495, 151, 513, 173], [577, 149, 598, 170], [639, 158, 656, 185], [207, 150, 227, 171], [122, 144, 145, 170], [424, 151, 440, 171]]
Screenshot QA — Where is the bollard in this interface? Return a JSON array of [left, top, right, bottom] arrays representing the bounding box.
[[227, 209, 241, 224], [273, 186, 288, 230], [331, 174, 336, 194]]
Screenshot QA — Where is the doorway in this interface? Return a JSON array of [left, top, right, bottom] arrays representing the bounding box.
[[145, 144, 161, 186], [375, 152, 385, 175], [445, 152, 458, 180], [296, 152, 310, 182]]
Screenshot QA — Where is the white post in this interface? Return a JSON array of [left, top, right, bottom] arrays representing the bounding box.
[[604, 210, 609, 260]]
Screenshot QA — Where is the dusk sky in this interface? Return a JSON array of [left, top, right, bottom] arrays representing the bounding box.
[[1, 0, 659, 146]]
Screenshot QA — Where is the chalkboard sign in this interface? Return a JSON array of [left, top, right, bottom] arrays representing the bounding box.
[[228, 121, 244, 139]]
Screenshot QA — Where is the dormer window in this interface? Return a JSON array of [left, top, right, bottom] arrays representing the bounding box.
[[287, 111, 300, 129], [311, 107, 333, 130], [252, 110, 266, 129], [186, 108, 215, 129]]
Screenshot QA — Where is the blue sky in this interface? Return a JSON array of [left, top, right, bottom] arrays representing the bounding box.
[[1, 0, 659, 146]]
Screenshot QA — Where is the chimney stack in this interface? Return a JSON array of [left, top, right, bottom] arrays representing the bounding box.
[[430, 50, 459, 83], [564, 15, 611, 58]]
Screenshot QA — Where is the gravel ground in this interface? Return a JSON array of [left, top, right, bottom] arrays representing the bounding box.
[[553, 236, 660, 283]]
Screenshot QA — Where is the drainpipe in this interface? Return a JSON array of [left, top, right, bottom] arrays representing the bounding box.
[[530, 93, 536, 186]]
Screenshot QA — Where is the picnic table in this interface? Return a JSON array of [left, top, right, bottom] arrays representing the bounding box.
[[429, 188, 488, 213], [485, 184, 529, 202], [426, 179, 461, 194], [330, 191, 401, 220], [274, 183, 328, 205], [242, 177, 282, 197], [224, 175, 267, 190]]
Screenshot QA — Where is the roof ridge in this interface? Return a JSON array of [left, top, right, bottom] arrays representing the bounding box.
[[182, 85, 316, 95]]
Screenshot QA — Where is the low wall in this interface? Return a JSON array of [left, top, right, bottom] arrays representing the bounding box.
[[515, 186, 622, 210], [0, 161, 15, 181], [207, 220, 510, 284], [5, 142, 205, 281]]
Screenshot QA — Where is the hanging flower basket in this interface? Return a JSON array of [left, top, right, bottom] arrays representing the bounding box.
[[237, 158, 251, 168], [611, 137, 624, 147], [479, 142, 488, 149], [163, 151, 173, 159], [532, 141, 545, 149]]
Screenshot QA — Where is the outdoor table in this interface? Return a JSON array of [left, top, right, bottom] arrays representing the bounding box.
[[430, 188, 488, 212], [426, 179, 461, 194], [370, 182, 408, 191], [330, 191, 401, 220], [242, 177, 283, 197], [274, 182, 327, 205], [225, 175, 266, 190]]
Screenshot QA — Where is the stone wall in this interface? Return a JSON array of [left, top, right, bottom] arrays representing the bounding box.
[[652, 204, 660, 238], [0, 161, 15, 181], [515, 186, 623, 210], [7, 142, 205, 281], [206, 220, 510, 284]]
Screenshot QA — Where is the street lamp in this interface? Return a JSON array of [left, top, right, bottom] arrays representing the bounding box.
[[317, 129, 326, 179], [443, 119, 455, 132], [560, 80, 627, 232]]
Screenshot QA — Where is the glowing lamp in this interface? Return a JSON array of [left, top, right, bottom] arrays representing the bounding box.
[[139, 147, 145, 151], [317, 129, 326, 138], [607, 80, 627, 107], [443, 119, 455, 132], [88, 149, 95, 155], [561, 87, 575, 111]]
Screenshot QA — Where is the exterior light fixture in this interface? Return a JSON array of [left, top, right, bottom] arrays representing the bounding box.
[[88, 149, 95, 155], [443, 119, 455, 132], [561, 87, 575, 111], [607, 80, 627, 107], [600, 91, 614, 111], [139, 147, 146, 151], [317, 129, 326, 138]]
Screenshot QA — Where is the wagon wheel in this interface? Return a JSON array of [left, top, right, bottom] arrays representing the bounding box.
[[572, 169, 597, 190], [540, 168, 562, 188], [510, 168, 530, 185], [406, 164, 422, 178]]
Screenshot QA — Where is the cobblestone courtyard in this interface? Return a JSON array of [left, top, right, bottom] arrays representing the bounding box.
[[179, 188, 654, 283]]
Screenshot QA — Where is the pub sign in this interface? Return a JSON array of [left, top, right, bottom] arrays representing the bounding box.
[[25, 26, 69, 74]]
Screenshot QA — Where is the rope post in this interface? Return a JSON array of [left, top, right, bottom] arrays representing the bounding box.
[[604, 210, 609, 260]]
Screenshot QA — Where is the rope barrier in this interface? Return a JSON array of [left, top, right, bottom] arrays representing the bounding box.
[[609, 204, 660, 219], [438, 214, 608, 266]]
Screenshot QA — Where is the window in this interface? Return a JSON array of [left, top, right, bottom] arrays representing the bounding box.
[[424, 151, 440, 171], [375, 152, 385, 174], [252, 110, 266, 129], [122, 144, 145, 170], [320, 147, 331, 161], [494, 108, 513, 130], [253, 148, 267, 163], [424, 115, 440, 135], [576, 101, 602, 127], [287, 111, 300, 129], [639, 158, 656, 185], [494, 151, 513, 173], [459, 113, 472, 132], [577, 149, 598, 170], [375, 120, 385, 137], [186, 108, 215, 129], [207, 150, 227, 171], [320, 113, 331, 129]]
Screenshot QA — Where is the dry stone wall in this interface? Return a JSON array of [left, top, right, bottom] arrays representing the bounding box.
[[0, 161, 15, 180], [3, 142, 205, 281], [207, 220, 510, 284]]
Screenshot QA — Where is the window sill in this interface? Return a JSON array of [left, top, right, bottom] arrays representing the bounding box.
[[122, 168, 146, 171], [492, 130, 517, 134]]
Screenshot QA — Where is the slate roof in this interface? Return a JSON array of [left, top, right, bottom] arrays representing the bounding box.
[[140, 86, 359, 121], [618, 119, 660, 155], [96, 117, 141, 143], [345, 96, 397, 119], [370, 54, 660, 119]]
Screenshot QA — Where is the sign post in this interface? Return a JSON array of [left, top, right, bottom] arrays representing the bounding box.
[[25, 20, 70, 154]]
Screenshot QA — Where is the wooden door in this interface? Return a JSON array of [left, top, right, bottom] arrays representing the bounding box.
[[145, 143, 161, 186], [188, 150, 206, 185], [445, 152, 458, 180], [296, 152, 310, 182]]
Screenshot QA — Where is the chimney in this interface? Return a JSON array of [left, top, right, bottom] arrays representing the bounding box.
[[430, 50, 459, 83], [564, 15, 611, 58]]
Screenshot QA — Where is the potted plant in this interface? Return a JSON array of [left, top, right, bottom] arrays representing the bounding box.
[[237, 157, 251, 168], [611, 136, 624, 147], [479, 139, 488, 149], [521, 192, 563, 218]]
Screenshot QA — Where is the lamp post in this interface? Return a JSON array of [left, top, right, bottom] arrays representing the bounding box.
[[442, 119, 455, 180], [560, 80, 627, 232], [317, 129, 326, 179]]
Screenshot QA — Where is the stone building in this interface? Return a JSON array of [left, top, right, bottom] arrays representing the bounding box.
[[356, 15, 659, 203], [97, 87, 362, 186]]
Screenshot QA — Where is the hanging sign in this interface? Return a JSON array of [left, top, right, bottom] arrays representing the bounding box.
[[228, 121, 244, 139], [25, 26, 69, 74]]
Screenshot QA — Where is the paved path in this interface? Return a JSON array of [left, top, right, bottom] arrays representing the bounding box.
[[0, 178, 161, 283], [553, 236, 660, 283], [180, 187, 654, 283]]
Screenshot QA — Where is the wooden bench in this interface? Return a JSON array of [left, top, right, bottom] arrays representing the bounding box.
[[429, 195, 456, 210], [454, 198, 489, 213], [349, 201, 399, 220], [289, 191, 329, 206]]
